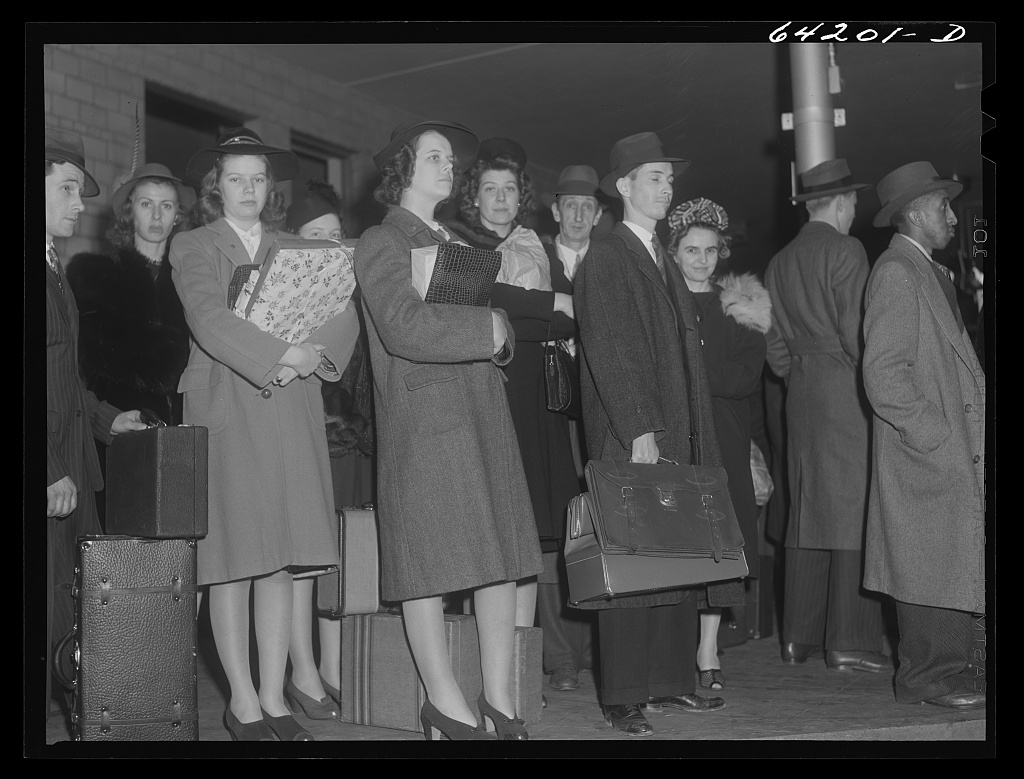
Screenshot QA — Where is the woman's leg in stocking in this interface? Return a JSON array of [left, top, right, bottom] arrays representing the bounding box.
[[209, 578, 260, 723], [515, 577, 538, 628], [253, 570, 293, 717], [287, 576, 330, 701], [475, 580, 517, 723], [318, 616, 342, 694]]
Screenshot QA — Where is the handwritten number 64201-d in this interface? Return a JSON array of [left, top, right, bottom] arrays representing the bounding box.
[[769, 22, 966, 44]]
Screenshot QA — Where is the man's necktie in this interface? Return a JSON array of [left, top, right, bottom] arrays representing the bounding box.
[[46, 246, 65, 296], [650, 234, 668, 283]]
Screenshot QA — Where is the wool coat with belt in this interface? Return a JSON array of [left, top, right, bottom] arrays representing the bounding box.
[[764, 221, 872, 550], [862, 233, 985, 614], [354, 205, 542, 602], [170, 219, 359, 586], [46, 251, 121, 707], [573, 223, 722, 609]]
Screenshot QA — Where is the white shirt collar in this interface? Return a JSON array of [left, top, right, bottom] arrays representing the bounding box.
[[225, 218, 263, 260], [902, 233, 933, 259], [555, 235, 590, 280], [622, 221, 657, 261]]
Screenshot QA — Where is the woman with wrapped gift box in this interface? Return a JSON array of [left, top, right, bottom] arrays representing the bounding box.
[[170, 128, 359, 741], [355, 120, 543, 740], [667, 198, 769, 690], [447, 139, 580, 637]]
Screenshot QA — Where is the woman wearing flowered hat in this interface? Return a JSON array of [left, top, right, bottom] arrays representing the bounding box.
[[170, 128, 361, 741], [668, 197, 771, 691]]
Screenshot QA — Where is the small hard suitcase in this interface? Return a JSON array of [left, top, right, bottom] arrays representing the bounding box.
[[105, 426, 209, 538], [745, 553, 775, 639], [71, 535, 199, 740], [316, 507, 380, 617], [340, 612, 482, 733]]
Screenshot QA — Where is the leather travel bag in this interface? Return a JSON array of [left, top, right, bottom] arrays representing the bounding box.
[[105, 425, 209, 538], [317, 506, 381, 617], [69, 535, 199, 740], [564, 459, 748, 605], [544, 322, 581, 418]]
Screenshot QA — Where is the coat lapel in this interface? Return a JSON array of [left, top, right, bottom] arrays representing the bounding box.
[[211, 218, 258, 269], [46, 266, 72, 329], [891, 234, 979, 377]]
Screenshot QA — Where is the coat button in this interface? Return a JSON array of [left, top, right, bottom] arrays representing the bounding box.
[[75, 410, 82, 417], [973, 455, 981, 463], [964, 404, 973, 413], [261, 388, 272, 399]]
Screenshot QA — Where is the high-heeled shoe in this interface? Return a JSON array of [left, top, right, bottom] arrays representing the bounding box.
[[698, 668, 725, 690], [223, 707, 276, 741], [477, 692, 528, 740], [419, 699, 495, 741], [260, 707, 315, 741], [285, 678, 341, 720], [319, 673, 342, 708]]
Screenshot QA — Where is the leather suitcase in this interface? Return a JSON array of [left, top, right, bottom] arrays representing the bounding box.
[[105, 426, 209, 538], [317, 507, 380, 617], [340, 612, 482, 733], [565, 492, 748, 605], [71, 535, 199, 740]]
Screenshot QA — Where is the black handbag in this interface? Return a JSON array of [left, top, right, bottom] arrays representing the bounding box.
[[544, 322, 581, 418]]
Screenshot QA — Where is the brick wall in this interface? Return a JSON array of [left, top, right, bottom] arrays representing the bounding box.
[[43, 43, 416, 258]]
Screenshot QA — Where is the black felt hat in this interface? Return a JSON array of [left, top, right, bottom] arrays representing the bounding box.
[[372, 119, 479, 174], [185, 127, 299, 186], [45, 127, 100, 197]]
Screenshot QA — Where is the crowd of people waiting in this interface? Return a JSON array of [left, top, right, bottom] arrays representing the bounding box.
[[43, 117, 986, 741]]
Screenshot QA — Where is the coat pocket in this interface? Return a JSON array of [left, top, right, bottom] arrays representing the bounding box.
[[178, 362, 230, 435], [401, 364, 466, 435]]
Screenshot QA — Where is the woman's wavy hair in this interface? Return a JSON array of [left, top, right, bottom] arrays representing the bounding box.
[[667, 221, 732, 276], [373, 133, 465, 208], [106, 177, 193, 250], [190, 155, 286, 227], [457, 155, 536, 231]]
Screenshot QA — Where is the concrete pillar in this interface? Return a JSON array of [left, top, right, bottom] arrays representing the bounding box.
[[789, 43, 835, 174]]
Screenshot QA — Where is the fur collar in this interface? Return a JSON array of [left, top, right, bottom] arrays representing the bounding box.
[[718, 273, 772, 334]]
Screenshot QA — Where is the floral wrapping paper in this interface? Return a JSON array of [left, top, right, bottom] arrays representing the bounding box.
[[233, 243, 357, 343]]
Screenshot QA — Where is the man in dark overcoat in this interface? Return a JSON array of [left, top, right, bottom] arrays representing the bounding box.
[[862, 162, 985, 710], [764, 159, 892, 673], [44, 128, 146, 721], [535, 165, 603, 693], [574, 133, 725, 736]]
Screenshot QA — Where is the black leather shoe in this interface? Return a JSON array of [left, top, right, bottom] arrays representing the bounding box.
[[781, 641, 824, 664], [549, 666, 580, 691], [923, 691, 986, 710], [603, 703, 654, 736], [825, 650, 894, 674], [645, 694, 726, 713]]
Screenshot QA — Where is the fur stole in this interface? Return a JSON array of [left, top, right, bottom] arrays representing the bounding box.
[[718, 273, 772, 334]]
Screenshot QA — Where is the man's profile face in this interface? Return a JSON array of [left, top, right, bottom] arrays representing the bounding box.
[[553, 195, 601, 246], [620, 163, 673, 222], [838, 191, 858, 235], [46, 162, 86, 243], [915, 191, 958, 252]]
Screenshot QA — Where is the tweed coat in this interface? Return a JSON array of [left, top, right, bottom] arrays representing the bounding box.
[[573, 223, 722, 609], [764, 221, 872, 550], [46, 254, 120, 668], [354, 205, 542, 601], [862, 233, 985, 613], [170, 219, 359, 585]]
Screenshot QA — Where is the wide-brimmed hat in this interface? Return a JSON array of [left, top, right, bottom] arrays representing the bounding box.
[[372, 119, 479, 174], [872, 161, 963, 228], [111, 163, 196, 215], [599, 132, 689, 198], [476, 137, 528, 169], [791, 158, 871, 203], [45, 127, 100, 197], [185, 127, 299, 186], [541, 165, 602, 208]]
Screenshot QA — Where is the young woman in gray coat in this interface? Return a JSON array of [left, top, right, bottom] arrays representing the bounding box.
[[171, 129, 359, 741], [355, 120, 543, 740]]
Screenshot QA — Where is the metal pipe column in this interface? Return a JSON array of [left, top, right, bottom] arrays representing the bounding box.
[[789, 43, 835, 174]]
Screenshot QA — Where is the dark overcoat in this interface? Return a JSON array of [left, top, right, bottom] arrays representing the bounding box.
[[573, 223, 721, 609], [46, 255, 119, 694], [354, 205, 543, 601], [764, 221, 872, 550], [862, 233, 985, 613], [170, 219, 359, 585]]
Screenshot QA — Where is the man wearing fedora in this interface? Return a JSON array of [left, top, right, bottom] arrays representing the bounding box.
[[574, 132, 725, 735], [535, 165, 603, 693], [44, 127, 147, 720], [764, 158, 892, 674], [862, 162, 985, 709]]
